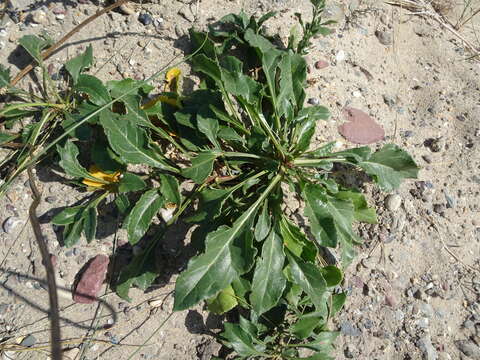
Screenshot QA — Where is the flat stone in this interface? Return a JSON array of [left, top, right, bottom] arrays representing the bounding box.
[[338, 107, 385, 144], [20, 334, 36, 347], [340, 321, 362, 336], [73, 255, 109, 304], [455, 340, 480, 359], [314, 60, 329, 69], [2, 217, 22, 233]]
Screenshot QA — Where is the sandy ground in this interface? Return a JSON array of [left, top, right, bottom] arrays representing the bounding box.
[[0, 0, 480, 359]]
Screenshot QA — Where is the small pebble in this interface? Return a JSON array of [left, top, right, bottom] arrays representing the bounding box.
[[336, 50, 346, 62], [20, 334, 36, 347], [138, 13, 153, 26], [45, 196, 57, 204], [314, 60, 329, 69], [119, 3, 135, 15], [31, 10, 47, 24], [63, 348, 80, 360], [308, 97, 320, 105], [385, 194, 402, 211], [375, 30, 392, 45], [455, 340, 480, 358], [3, 217, 22, 233]]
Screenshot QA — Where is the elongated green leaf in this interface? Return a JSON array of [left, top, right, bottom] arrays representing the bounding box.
[[197, 114, 220, 147], [82, 207, 97, 243], [181, 151, 219, 184], [186, 187, 235, 223], [331, 292, 347, 316], [303, 183, 360, 266], [116, 242, 159, 301], [65, 45, 93, 84], [280, 216, 317, 262], [291, 312, 326, 339], [118, 173, 146, 193], [174, 175, 281, 310], [124, 189, 164, 245], [192, 54, 222, 82], [159, 174, 181, 205], [287, 252, 327, 312], [320, 265, 343, 287], [18, 35, 51, 63], [63, 219, 84, 247], [358, 144, 419, 191], [52, 205, 86, 225], [221, 56, 261, 105], [254, 200, 271, 241], [250, 229, 286, 315], [207, 285, 238, 314], [115, 193, 130, 214], [297, 331, 339, 353], [335, 190, 377, 223], [0, 64, 11, 88], [100, 111, 177, 172], [0, 132, 18, 145], [57, 141, 108, 183], [293, 118, 316, 153], [303, 184, 337, 248], [221, 323, 266, 357], [76, 74, 111, 106]]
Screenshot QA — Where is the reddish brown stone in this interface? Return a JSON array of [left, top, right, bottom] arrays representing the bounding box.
[[73, 255, 109, 304], [314, 60, 329, 69], [338, 107, 385, 144]]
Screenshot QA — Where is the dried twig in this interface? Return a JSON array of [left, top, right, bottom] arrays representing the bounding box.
[[27, 167, 62, 360], [385, 0, 480, 58], [10, 0, 130, 86]]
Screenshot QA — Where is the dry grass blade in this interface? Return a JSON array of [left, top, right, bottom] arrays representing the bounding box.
[[385, 0, 480, 58]]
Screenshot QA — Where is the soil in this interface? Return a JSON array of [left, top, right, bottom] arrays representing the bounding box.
[[1, 0, 480, 359]]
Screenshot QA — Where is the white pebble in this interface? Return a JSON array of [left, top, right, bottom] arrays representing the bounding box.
[[336, 50, 346, 62], [2, 217, 22, 233], [385, 194, 402, 211]]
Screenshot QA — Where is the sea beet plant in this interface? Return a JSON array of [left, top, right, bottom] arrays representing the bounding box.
[[0, 1, 418, 358]]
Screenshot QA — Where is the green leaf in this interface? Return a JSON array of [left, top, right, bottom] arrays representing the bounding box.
[[207, 285, 238, 314], [291, 312, 326, 339], [303, 183, 359, 266], [57, 141, 107, 183], [320, 265, 343, 287], [254, 200, 271, 241], [0, 64, 11, 88], [75, 74, 111, 106], [18, 35, 52, 63], [52, 205, 86, 225], [250, 228, 286, 315], [221, 56, 261, 105], [244, 29, 275, 53], [221, 323, 266, 357], [116, 242, 159, 301], [115, 194, 130, 214], [0, 132, 18, 145], [335, 190, 377, 223], [159, 174, 181, 205], [279, 216, 317, 262], [174, 175, 281, 311], [297, 331, 339, 353], [65, 44, 93, 84], [358, 144, 419, 192], [181, 151, 219, 184], [192, 54, 222, 82], [197, 114, 220, 147], [293, 118, 316, 153], [63, 218, 84, 247], [100, 111, 177, 172], [124, 189, 164, 245], [91, 141, 124, 172], [287, 252, 328, 312], [186, 187, 235, 223], [118, 173, 146, 193], [331, 292, 347, 316], [82, 207, 97, 243], [218, 126, 245, 144]]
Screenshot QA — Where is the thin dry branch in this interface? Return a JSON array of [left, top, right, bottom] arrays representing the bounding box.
[[9, 0, 130, 86], [386, 0, 480, 59]]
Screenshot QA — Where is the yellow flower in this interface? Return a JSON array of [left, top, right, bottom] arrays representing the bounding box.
[[163, 68, 181, 93], [82, 165, 121, 190], [142, 68, 182, 109]]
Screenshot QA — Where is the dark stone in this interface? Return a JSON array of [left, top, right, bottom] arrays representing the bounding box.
[[73, 255, 109, 304], [138, 13, 153, 26]]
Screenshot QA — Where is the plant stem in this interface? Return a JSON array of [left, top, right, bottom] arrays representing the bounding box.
[[0, 102, 65, 116], [292, 157, 346, 166]]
